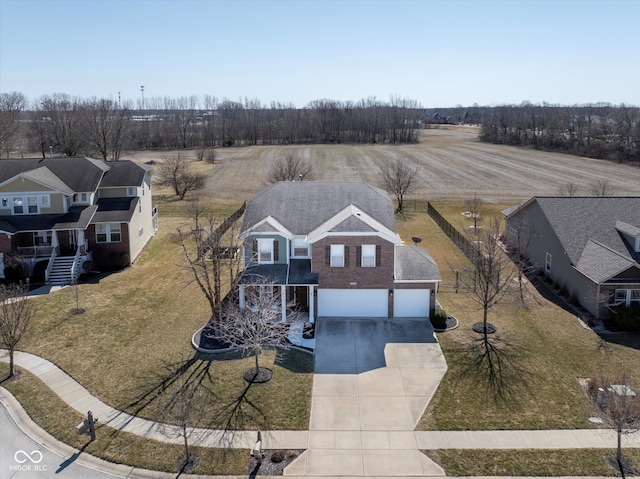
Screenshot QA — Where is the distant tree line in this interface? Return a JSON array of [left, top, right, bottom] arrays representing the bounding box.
[[477, 102, 640, 164], [2, 92, 637, 165], [0, 93, 421, 158]]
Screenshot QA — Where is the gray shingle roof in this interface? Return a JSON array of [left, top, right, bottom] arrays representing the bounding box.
[[0, 157, 108, 192], [0, 157, 150, 193], [241, 182, 396, 236], [99, 161, 152, 187], [0, 206, 97, 233], [395, 246, 441, 281], [92, 198, 137, 223], [533, 197, 640, 265], [576, 240, 636, 283]]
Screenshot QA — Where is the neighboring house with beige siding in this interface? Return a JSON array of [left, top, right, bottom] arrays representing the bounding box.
[[0, 157, 157, 284], [238, 182, 441, 321]]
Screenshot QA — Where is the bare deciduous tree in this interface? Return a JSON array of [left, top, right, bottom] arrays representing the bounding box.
[[156, 154, 205, 200], [82, 97, 131, 161], [558, 181, 579, 196], [216, 280, 292, 382], [37, 93, 85, 156], [506, 215, 539, 306], [590, 179, 616, 196], [588, 371, 640, 473], [380, 158, 419, 213], [0, 283, 36, 378], [0, 91, 26, 157], [156, 373, 208, 473], [267, 153, 314, 183], [457, 219, 517, 379], [464, 193, 483, 229], [177, 200, 243, 334]]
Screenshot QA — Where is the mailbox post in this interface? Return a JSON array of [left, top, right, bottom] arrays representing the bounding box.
[[76, 410, 97, 441]]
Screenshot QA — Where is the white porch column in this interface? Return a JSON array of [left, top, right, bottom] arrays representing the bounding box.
[[77, 230, 86, 253], [309, 285, 315, 323], [281, 286, 287, 322], [51, 230, 59, 248], [239, 285, 246, 311]]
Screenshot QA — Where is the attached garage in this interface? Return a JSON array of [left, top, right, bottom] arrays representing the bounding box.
[[393, 289, 431, 318], [317, 289, 388, 317]]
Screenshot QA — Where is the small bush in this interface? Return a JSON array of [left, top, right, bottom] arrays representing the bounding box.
[[271, 451, 285, 463], [612, 307, 640, 332], [431, 308, 448, 329]]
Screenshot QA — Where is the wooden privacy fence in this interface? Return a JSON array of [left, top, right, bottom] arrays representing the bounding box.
[[427, 202, 477, 261]]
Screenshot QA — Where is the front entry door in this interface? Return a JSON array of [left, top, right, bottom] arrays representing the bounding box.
[[295, 286, 309, 311], [68, 230, 77, 253]]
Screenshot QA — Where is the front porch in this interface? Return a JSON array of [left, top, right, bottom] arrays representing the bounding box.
[[9, 229, 90, 285], [238, 259, 319, 323]]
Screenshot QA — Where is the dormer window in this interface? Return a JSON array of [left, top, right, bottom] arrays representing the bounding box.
[[292, 236, 309, 257], [127, 187, 137, 197], [257, 238, 274, 264], [73, 193, 89, 204]]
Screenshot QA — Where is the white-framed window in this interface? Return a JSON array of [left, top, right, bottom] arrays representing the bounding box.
[[41, 195, 50, 208], [72, 193, 89, 204], [257, 238, 274, 264], [330, 244, 345, 267], [614, 289, 628, 305], [361, 244, 376, 267], [96, 223, 122, 243], [11, 195, 38, 215], [138, 226, 144, 238], [545, 252, 552, 275], [0, 197, 8, 209], [292, 236, 309, 257], [127, 187, 137, 197]]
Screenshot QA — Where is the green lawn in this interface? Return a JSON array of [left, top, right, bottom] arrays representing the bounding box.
[[19, 200, 313, 431], [0, 364, 249, 475], [424, 449, 639, 476], [395, 202, 640, 431]]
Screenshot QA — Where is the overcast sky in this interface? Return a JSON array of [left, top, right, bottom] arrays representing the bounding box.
[[1, 0, 639, 107]]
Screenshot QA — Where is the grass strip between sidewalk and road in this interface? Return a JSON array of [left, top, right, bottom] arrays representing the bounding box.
[[1, 363, 249, 475], [423, 448, 640, 476]]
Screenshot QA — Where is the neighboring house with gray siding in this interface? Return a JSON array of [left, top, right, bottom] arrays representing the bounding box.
[[504, 196, 640, 318], [0, 157, 157, 284], [238, 181, 441, 321]]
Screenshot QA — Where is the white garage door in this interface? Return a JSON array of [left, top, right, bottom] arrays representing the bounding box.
[[317, 289, 388, 317], [394, 289, 430, 318]]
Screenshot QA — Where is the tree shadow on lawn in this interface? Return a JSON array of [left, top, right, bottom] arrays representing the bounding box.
[[110, 352, 279, 435], [450, 330, 533, 404]]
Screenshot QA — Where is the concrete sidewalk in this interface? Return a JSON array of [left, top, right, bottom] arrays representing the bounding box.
[[1, 347, 638, 478]]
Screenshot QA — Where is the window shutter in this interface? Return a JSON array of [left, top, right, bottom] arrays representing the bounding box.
[[274, 240, 279, 261], [376, 245, 381, 266], [325, 245, 330, 266], [344, 246, 349, 267], [356, 246, 362, 267], [252, 239, 258, 256]]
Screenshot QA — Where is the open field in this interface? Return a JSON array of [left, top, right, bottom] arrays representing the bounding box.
[[129, 127, 640, 202]]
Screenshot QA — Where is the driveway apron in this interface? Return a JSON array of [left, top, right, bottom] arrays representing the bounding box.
[[285, 318, 448, 477]]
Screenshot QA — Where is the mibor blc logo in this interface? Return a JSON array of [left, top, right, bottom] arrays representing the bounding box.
[[10, 450, 47, 472]]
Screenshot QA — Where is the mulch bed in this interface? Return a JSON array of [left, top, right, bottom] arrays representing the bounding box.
[[247, 449, 304, 476], [244, 367, 273, 383], [472, 322, 497, 334]]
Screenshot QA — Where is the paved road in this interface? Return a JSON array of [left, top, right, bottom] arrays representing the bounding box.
[[0, 406, 117, 479]]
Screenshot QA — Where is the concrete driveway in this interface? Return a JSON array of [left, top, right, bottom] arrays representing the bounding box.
[[286, 318, 448, 477]]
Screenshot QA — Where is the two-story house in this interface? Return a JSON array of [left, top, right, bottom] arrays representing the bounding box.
[[504, 196, 640, 319], [238, 181, 441, 321], [0, 157, 157, 284]]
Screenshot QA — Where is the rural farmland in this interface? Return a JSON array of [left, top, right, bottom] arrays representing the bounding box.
[[131, 127, 640, 203]]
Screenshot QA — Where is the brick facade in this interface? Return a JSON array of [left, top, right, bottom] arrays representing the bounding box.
[[86, 223, 131, 270], [312, 236, 395, 289]]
